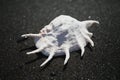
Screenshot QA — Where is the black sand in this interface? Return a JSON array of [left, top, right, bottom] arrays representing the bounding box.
[[0, 0, 120, 80]]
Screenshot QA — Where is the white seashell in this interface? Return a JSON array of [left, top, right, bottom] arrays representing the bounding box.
[[21, 15, 99, 67]]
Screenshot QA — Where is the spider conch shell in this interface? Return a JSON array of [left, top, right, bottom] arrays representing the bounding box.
[[21, 15, 99, 67]]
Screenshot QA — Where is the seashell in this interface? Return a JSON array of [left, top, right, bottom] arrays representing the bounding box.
[[21, 15, 99, 67]]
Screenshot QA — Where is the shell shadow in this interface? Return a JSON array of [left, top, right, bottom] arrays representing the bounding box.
[[16, 37, 28, 43], [86, 43, 93, 52], [20, 46, 66, 70], [20, 46, 46, 64], [19, 43, 93, 70], [75, 43, 94, 60]]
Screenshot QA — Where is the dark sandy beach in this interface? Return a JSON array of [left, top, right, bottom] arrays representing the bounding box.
[[0, 0, 120, 80]]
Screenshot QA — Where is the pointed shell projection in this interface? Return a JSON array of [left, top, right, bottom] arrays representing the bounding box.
[[21, 15, 99, 67]]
